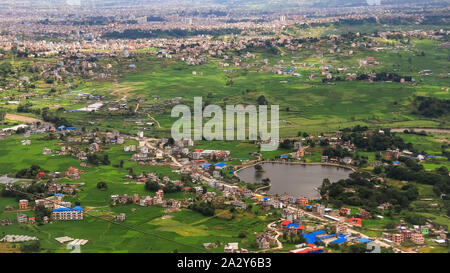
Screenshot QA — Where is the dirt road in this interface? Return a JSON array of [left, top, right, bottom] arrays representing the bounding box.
[[5, 114, 43, 124]]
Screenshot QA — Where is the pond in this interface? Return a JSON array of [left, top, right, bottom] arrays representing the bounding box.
[[236, 162, 353, 198]]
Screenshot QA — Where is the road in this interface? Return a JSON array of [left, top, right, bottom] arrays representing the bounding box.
[[390, 128, 450, 134], [258, 221, 283, 253]]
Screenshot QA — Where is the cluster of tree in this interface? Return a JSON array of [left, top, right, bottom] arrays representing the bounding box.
[[356, 72, 413, 82], [20, 240, 40, 253], [15, 164, 47, 179], [146, 16, 165, 22], [96, 182, 108, 191], [144, 180, 181, 193], [385, 159, 449, 199], [17, 102, 40, 115], [102, 28, 242, 39], [0, 62, 12, 78], [257, 95, 268, 105], [282, 232, 306, 245], [0, 107, 5, 121], [340, 127, 412, 152], [41, 108, 71, 127], [279, 139, 294, 150], [35, 205, 51, 224], [322, 146, 352, 158], [320, 172, 419, 213], [1, 181, 46, 201], [189, 200, 215, 216], [87, 154, 110, 166], [412, 96, 450, 118]]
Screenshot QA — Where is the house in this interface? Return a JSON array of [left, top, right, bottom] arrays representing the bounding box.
[[296, 196, 309, 206], [256, 234, 271, 249], [65, 167, 83, 180], [115, 213, 126, 222], [359, 208, 372, 219], [224, 242, 239, 253], [194, 186, 204, 194], [377, 203, 392, 210], [232, 200, 247, 209], [340, 207, 351, 216], [88, 143, 101, 153], [342, 157, 352, 164]]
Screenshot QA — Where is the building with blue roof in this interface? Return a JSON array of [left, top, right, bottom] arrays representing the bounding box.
[[303, 230, 327, 244], [357, 238, 372, 243], [330, 237, 347, 244], [214, 162, 227, 169], [52, 206, 84, 221]]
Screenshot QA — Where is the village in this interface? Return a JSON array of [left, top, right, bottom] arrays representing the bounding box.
[[0, 0, 449, 254], [0, 117, 448, 253]]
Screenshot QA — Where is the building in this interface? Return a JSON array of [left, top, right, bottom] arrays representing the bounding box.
[[392, 233, 404, 244], [347, 217, 362, 227], [296, 196, 309, 206], [156, 189, 164, 200], [333, 223, 348, 234], [411, 233, 425, 245], [340, 207, 351, 216], [52, 206, 84, 221], [65, 167, 82, 180], [257, 234, 270, 249], [19, 199, 29, 209], [17, 213, 28, 224], [359, 208, 372, 219], [312, 204, 326, 216], [224, 242, 239, 253], [115, 213, 126, 222]]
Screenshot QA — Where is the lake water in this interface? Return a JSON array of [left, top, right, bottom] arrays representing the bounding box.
[[236, 162, 353, 198]]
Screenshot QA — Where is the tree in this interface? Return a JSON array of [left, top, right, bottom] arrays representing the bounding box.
[[0, 108, 5, 121], [145, 181, 161, 192], [96, 182, 108, 190], [257, 95, 268, 105], [20, 240, 40, 253]]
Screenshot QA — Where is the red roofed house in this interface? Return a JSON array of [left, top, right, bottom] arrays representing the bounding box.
[[65, 167, 83, 180], [347, 217, 362, 227]]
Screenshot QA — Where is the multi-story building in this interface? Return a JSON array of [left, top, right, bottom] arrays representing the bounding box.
[[392, 233, 404, 244], [52, 206, 84, 221], [19, 199, 29, 209], [296, 196, 309, 206], [17, 213, 28, 224], [411, 233, 425, 245]]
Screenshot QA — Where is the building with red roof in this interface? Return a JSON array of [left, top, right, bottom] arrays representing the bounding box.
[[347, 217, 362, 227]]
